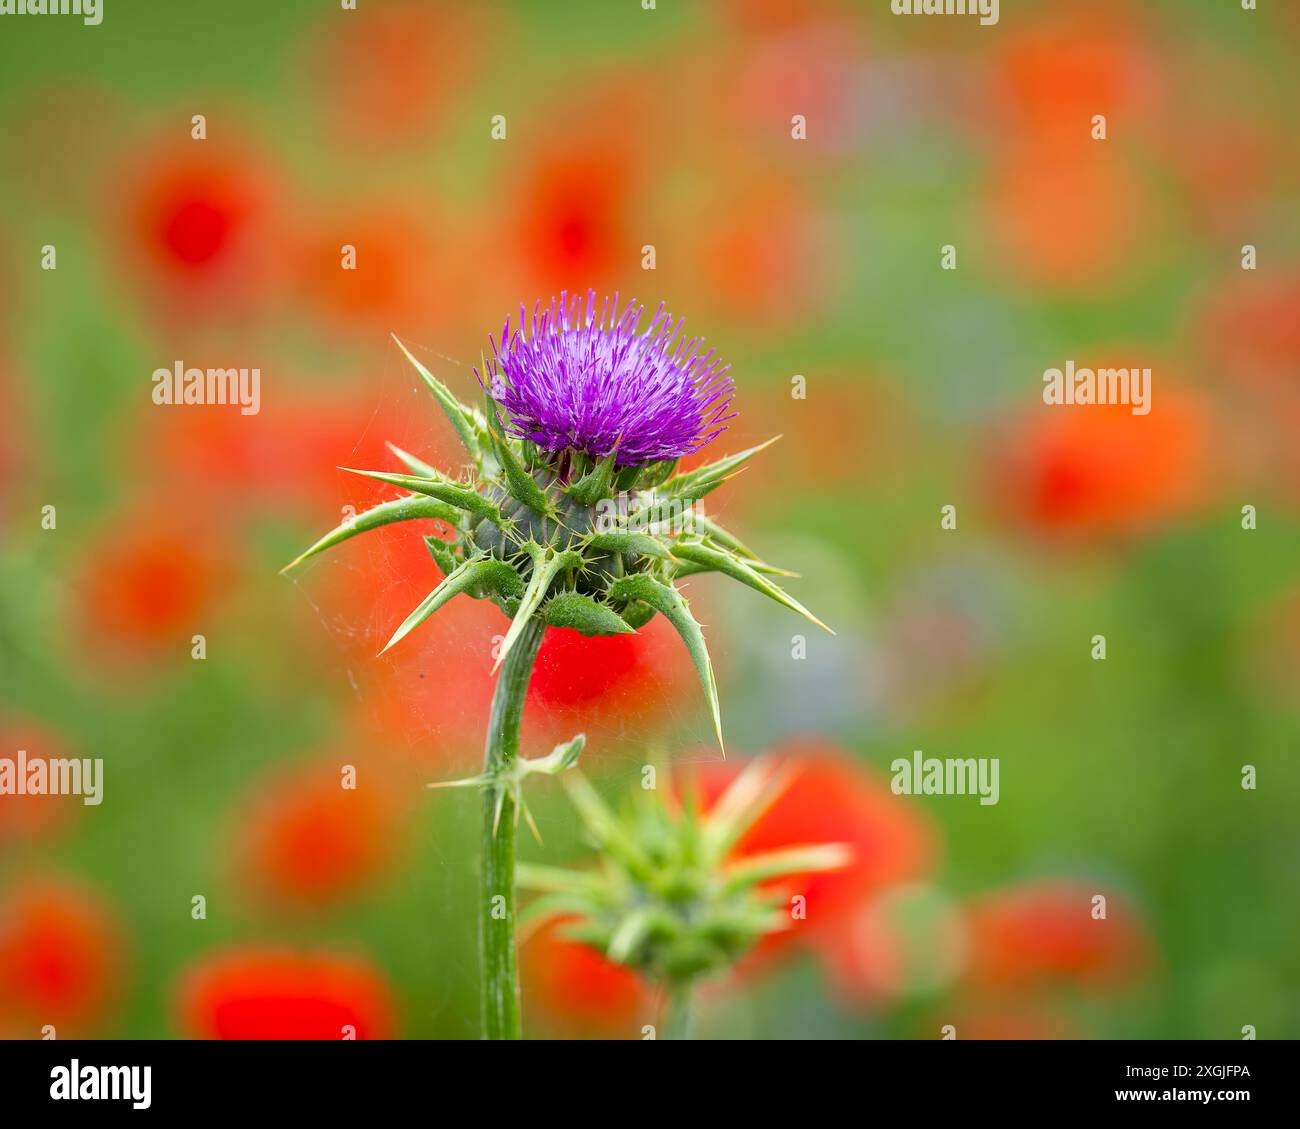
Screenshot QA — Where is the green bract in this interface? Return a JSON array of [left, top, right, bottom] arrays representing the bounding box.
[[517, 759, 851, 985], [282, 337, 834, 752]]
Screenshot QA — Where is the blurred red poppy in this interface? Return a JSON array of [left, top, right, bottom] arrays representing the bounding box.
[[236, 758, 408, 910], [293, 200, 486, 337], [137, 387, 436, 516], [526, 617, 692, 747], [687, 166, 832, 329], [965, 880, 1151, 992], [177, 948, 396, 1039], [77, 502, 230, 657], [720, 0, 860, 36], [819, 883, 967, 1007], [715, 15, 869, 161], [501, 68, 668, 296], [686, 741, 937, 954], [0, 876, 125, 1037], [990, 388, 1210, 539], [341, 539, 694, 775], [348, 589, 499, 775], [984, 144, 1155, 292], [1200, 273, 1300, 393], [743, 375, 912, 499], [115, 135, 284, 318], [306, 0, 491, 146], [0, 717, 81, 843], [521, 918, 650, 1038], [990, 4, 1163, 147], [1155, 50, 1294, 236], [514, 142, 635, 294]]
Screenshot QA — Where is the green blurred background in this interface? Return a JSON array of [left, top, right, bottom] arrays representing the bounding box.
[[1, 0, 1297, 1039]]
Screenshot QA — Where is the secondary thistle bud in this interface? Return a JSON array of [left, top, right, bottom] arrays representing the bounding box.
[[517, 760, 851, 988]]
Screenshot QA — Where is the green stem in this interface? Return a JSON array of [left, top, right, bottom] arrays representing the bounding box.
[[480, 617, 545, 1040], [665, 982, 695, 1040]]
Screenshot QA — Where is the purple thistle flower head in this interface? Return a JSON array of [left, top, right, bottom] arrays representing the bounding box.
[[476, 291, 736, 466]]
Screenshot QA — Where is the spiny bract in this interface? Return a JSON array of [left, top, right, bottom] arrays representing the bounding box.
[[282, 299, 833, 750], [517, 759, 851, 985]]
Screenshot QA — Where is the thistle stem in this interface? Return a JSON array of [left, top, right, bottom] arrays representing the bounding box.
[[480, 617, 545, 1040], [665, 983, 696, 1040]]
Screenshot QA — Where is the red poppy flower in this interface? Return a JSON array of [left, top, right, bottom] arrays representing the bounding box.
[[688, 167, 831, 329], [1200, 274, 1300, 393], [515, 144, 634, 292], [137, 387, 434, 516], [116, 135, 283, 317], [984, 145, 1155, 292], [686, 741, 937, 952], [294, 202, 471, 336], [77, 504, 229, 655], [237, 758, 407, 910], [525, 617, 691, 747], [990, 4, 1163, 147], [818, 883, 967, 1008], [991, 388, 1210, 539], [348, 571, 694, 776], [720, 0, 859, 36], [0, 876, 125, 1037], [177, 948, 396, 1040], [1155, 51, 1292, 236], [521, 918, 651, 1038], [965, 880, 1151, 992], [348, 592, 500, 775]]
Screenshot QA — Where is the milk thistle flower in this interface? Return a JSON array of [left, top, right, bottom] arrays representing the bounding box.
[[481, 292, 736, 465], [282, 292, 832, 1039]]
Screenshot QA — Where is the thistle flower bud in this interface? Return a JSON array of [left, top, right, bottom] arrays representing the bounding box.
[[517, 760, 851, 988]]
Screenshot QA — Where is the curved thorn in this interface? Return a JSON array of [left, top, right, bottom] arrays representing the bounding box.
[[391, 335, 484, 462], [606, 574, 724, 754], [281, 494, 459, 574], [669, 542, 834, 635]]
